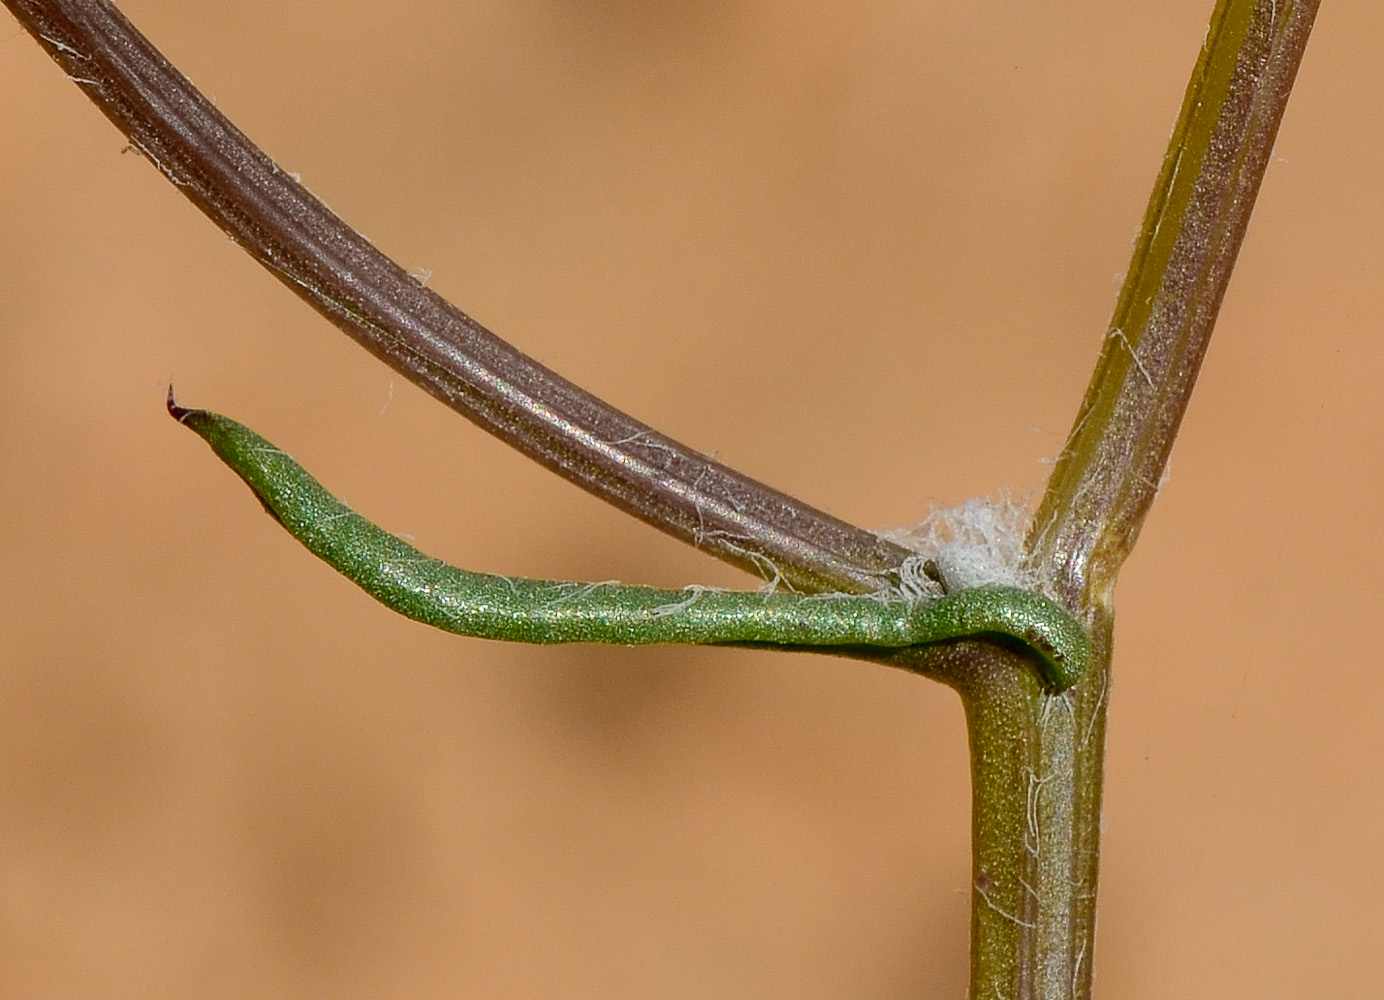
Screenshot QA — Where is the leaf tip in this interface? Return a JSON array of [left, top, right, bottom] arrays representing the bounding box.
[[165, 383, 193, 422]]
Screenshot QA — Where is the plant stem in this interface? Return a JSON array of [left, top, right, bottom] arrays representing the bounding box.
[[1029, 0, 1322, 610], [5, 1, 1322, 996], [951, 2, 1321, 996], [1, 0, 912, 596]]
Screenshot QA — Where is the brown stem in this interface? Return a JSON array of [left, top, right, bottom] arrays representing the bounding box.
[[2, 0, 913, 596]]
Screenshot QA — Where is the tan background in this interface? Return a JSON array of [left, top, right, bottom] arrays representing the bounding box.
[[2, 2, 1381, 996]]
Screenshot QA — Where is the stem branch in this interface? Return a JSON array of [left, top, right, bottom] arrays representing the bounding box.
[[3, 0, 912, 595]]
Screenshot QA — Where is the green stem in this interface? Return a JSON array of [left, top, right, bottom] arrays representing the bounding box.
[[957, 2, 1320, 997], [938, 624, 1111, 1000]]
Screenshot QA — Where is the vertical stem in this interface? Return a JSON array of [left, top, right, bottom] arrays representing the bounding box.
[[920, 623, 1109, 1000], [954, 623, 1111, 1000], [955, 1, 1319, 996]]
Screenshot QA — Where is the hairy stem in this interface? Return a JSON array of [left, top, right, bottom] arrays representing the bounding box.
[[958, 2, 1321, 997]]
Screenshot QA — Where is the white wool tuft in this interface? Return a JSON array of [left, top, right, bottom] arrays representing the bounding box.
[[880, 492, 1037, 600]]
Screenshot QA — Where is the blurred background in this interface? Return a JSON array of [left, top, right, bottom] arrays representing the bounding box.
[[2, 1, 1381, 996]]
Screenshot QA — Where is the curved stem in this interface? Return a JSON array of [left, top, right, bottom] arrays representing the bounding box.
[[2, 0, 913, 595]]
